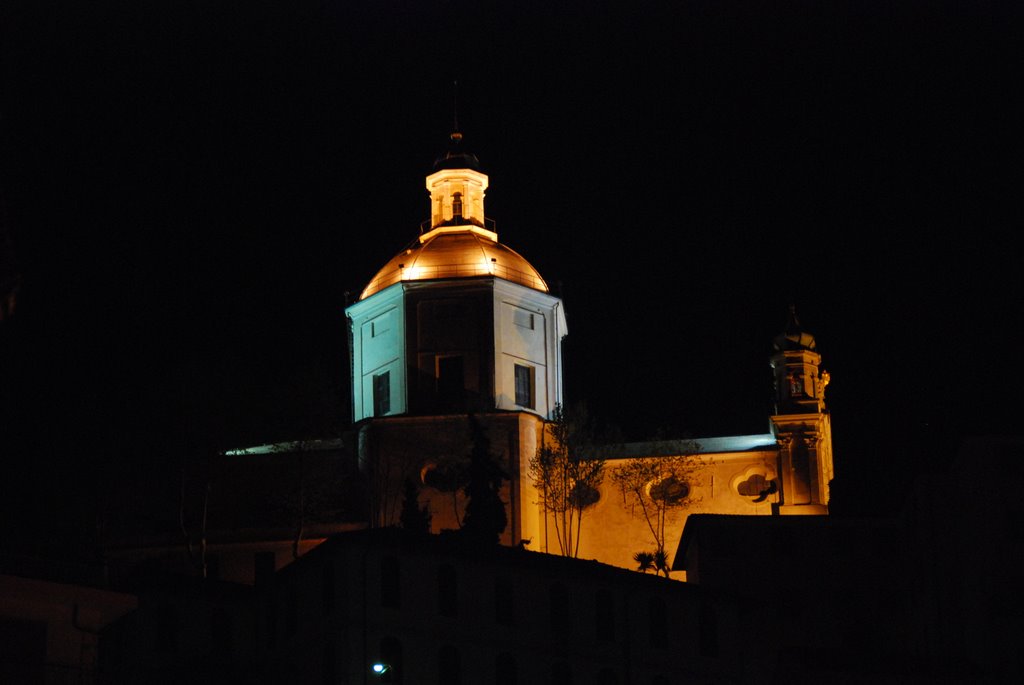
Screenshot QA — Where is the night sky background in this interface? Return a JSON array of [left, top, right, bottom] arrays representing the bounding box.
[[1, 1, 1020, 554]]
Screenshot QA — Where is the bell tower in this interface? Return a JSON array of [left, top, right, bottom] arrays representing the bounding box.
[[769, 306, 833, 514]]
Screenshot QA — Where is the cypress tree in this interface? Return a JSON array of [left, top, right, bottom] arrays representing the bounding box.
[[461, 416, 508, 545]]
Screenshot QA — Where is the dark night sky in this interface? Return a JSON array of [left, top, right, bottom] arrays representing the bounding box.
[[1, 1, 1021, 544]]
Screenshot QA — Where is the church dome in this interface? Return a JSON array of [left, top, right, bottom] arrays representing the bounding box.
[[360, 132, 548, 300], [360, 226, 548, 300]]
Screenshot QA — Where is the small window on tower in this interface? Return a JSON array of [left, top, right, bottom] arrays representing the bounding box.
[[514, 364, 534, 409], [512, 308, 534, 330], [452, 192, 463, 220], [373, 371, 391, 416]]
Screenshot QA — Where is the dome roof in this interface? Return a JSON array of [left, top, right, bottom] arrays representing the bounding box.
[[772, 305, 817, 352], [433, 149, 481, 171], [360, 226, 548, 300], [432, 130, 481, 171]]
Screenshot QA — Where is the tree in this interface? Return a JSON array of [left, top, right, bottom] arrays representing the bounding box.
[[611, 448, 701, 575], [633, 550, 655, 574], [528, 403, 604, 557], [421, 453, 470, 528], [460, 416, 508, 545], [399, 476, 432, 534]]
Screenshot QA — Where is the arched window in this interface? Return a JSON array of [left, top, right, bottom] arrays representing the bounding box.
[[379, 636, 403, 684], [595, 589, 615, 642], [648, 597, 667, 648], [437, 563, 458, 617], [495, 652, 518, 685], [452, 192, 463, 219], [380, 556, 401, 609], [438, 644, 461, 685]]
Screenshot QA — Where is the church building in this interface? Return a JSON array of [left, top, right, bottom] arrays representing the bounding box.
[[346, 133, 835, 573]]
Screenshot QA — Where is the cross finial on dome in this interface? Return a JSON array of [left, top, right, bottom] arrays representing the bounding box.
[[450, 80, 462, 143], [786, 303, 801, 334]]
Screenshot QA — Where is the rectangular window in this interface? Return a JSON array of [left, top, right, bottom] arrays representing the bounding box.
[[513, 308, 534, 330], [373, 371, 391, 416], [514, 364, 534, 409], [371, 311, 392, 337]]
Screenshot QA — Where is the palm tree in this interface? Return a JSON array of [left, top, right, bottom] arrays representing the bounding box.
[[653, 548, 670, 578], [633, 550, 655, 574]]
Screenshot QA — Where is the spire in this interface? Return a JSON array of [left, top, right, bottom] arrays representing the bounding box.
[[433, 81, 479, 172], [785, 304, 801, 336]]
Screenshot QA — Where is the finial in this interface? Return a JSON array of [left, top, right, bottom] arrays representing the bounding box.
[[786, 303, 801, 333], [450, 80, 462, 143]]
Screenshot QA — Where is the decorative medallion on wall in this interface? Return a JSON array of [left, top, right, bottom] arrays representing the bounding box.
[[731, 466, 778, 504]]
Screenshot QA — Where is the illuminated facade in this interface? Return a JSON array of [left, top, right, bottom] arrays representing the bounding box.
[[348, 136, 835, 573]]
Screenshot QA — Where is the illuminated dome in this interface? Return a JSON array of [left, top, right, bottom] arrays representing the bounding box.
[[360, 136, 548, 300], [360, 225, 548, 299]]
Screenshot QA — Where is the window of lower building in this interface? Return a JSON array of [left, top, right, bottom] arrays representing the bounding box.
[[381, 556, 401, 609], [699, 602, 718, 657], [438, 645, 461, 685], [514, 364, 534, 409], [549, 582, 570, 634], [437, 564, 458, 617], [595, 589, 615, 642], [285, 586, 298, 637], [549, 661, 572, 685], [495, 578, 515, 626], [212, 606, 233, 655], [254, 551, 275, 587], [323, 560, 335, 614], [379, 636, 403, 684], [323, 641, 336, 685], [157, 606, 178, 653], [648, 597, 667, 648], [495, 653, 518, 685]]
